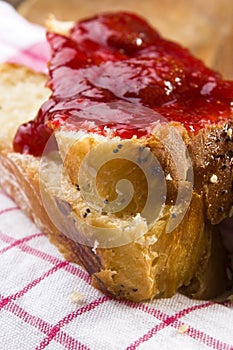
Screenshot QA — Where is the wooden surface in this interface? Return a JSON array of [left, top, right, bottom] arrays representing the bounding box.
[[15, 0, 233, 78], [4, 0, 23, 7]]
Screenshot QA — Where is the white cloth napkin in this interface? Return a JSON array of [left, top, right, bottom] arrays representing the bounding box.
[[0, 2, 232, 349], [0, 0, 49, 71]]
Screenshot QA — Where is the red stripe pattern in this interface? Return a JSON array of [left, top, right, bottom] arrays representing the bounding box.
[[0, 190, 233, 349]]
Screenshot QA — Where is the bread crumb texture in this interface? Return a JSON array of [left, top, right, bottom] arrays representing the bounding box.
[[69, 291, 85, 304]]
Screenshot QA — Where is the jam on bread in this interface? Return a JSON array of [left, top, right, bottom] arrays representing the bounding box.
[[13, 12, 233, 156]]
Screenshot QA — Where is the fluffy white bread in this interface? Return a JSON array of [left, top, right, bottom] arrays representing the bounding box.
[[0, 65, 49, 152]]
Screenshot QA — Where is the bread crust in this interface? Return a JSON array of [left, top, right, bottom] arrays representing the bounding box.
[[188, 123, 233, 224]]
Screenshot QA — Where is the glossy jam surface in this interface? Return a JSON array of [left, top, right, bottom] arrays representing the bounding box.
[[13, 12, 233, 156]]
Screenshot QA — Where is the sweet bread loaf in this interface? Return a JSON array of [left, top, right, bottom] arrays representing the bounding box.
[[0, 12, 233, 301]]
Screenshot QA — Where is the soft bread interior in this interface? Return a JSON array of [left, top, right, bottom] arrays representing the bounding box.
[[0, 64, 50, 152], [45, 14, 74, 35]]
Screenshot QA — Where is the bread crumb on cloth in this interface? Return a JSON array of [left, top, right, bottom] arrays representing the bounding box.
[[69, 291, 85, 304], [178, 324, 189, 334]]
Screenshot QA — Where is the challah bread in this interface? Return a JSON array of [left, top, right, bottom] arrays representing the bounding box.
[[0, 11, 233, 302]]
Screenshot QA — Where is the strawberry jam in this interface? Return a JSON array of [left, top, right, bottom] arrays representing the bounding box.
[[13, 12, 233, 156]]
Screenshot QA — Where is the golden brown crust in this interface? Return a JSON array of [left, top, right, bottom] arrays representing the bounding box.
[[188, 123, 233, 224]]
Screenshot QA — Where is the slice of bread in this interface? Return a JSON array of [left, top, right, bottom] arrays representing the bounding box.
[[0, 13, 232, 302]]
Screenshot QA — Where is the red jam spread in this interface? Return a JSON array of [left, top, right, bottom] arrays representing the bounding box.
[[13, 12, 233, 156]]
